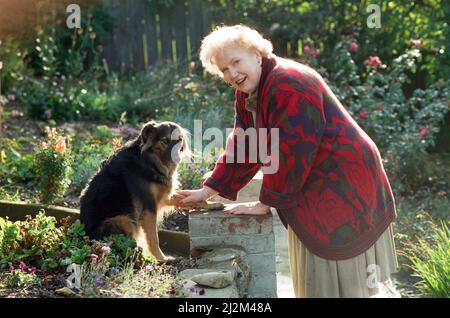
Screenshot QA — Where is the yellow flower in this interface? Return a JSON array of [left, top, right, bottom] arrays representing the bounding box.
[[184, 82, 198, 92], [0, 150, 6, 163], [55, 136, 66, 155], [219, 147, 225, 154], [112, 137, 122, 152]]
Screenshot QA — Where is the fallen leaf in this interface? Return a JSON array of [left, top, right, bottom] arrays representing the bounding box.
[[55, 287, 76, 296]]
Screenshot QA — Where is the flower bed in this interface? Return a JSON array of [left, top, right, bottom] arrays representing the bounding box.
[[0, 209, 196, 298]]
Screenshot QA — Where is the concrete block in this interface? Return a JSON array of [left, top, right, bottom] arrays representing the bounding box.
[[189, 210, 273, 237], [190, 233, 275, 254], [247, 252, 277, 274], [248, 271, 277, 298]]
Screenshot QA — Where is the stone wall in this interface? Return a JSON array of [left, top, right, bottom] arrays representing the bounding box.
[[183, 171, 277, 298]]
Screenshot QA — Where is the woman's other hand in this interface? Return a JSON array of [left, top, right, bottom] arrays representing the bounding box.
[[224, 201, 271, 215]]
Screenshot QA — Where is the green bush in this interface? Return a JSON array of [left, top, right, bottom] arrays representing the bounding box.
[[0, 37, 28, 94], [15, 27, 106, 121], [34, 127, 73, 204], [0, 138, 36, 185], [324, 39, 449, 194]]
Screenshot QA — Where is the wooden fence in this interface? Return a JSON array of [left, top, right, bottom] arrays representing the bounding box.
[[101, 0, 213, 72], [0, 0, 302, 72]]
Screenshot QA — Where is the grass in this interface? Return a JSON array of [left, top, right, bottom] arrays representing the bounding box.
[[404, 221, 450, 298], [394, 189, 450, 298]]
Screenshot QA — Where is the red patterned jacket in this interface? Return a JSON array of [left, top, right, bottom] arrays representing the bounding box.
[[204, 55, 396, 260]]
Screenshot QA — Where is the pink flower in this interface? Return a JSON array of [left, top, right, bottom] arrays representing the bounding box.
[[418, 127, 429, 138], [359, 111, 368, 120], [349, 42, 358, 52], [18, 261, 26, 272], [90, 253, 99, 261], [11, 110, 23, 117], [101, 245, 111, 254], [409, 39, 424, 48], [314, 49, 320, 58], [303, 45, 311, 55], [364, 56, 382, 69], [40, 141, 49, 149], [7, 94, 16, 101], [145, 264, 154, 272]]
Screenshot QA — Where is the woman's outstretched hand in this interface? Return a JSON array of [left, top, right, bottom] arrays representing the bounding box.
[[176, 186, 217, 205], [224, 201, 271, 215]]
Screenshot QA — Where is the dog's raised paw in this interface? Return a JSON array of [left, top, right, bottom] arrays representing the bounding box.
[[204, 201, 225, 210]]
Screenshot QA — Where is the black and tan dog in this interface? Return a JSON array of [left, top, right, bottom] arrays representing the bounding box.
[[79, 120, 222, 262]]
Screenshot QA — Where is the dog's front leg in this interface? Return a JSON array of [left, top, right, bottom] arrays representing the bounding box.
[[140, 211, 173, 263]]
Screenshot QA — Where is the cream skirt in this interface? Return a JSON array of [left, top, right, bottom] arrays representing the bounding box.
[[288, 223, 400, 298]]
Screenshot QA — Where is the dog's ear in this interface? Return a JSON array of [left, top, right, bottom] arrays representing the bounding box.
[[140, 121, 157, 149]]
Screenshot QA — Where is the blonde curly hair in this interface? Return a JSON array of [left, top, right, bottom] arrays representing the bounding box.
[[199, 24, 273, 77]]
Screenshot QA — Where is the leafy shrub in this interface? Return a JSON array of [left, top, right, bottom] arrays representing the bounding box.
[[324, 39, 449, 194], [15, 27, 105, 121], [0, 138, 36, 184], [34, 127, 73, 204], [0, 37, 28, 93]]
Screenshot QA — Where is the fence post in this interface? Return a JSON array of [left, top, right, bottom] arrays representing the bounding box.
[[159, 6, 173, 62], [188, 0, 203, 60], [173, 0, 187, 66], [146, 9, 158, 66], [129, 0, 146, 70]]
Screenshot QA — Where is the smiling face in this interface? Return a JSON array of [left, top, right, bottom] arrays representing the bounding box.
[[215, 45, 262, 94]]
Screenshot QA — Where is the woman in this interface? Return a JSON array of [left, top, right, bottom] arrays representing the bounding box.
[[177, 25, 399, 298]]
